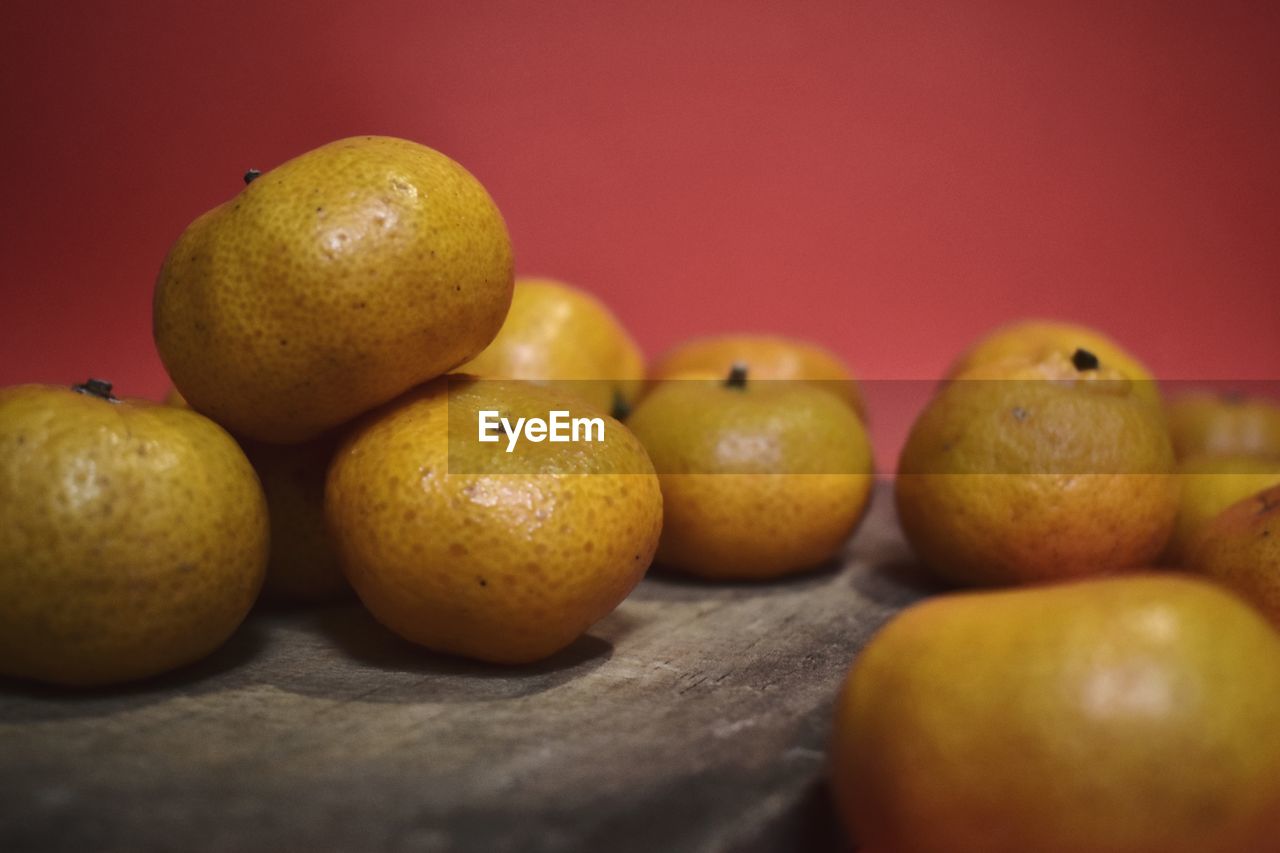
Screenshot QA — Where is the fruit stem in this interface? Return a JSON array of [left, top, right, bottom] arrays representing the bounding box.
[[243, 169, 262, 185], [1071, 348, 1099, 372], [726, 362, 749, 389], [72, 378, 116, 400], [610, 389, 631, 421]]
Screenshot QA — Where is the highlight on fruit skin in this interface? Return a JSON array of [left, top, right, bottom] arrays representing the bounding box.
[[153, 135, 515, 444], [324, 375, 663, 665], [829, 573, 1280, 853], [0, 379, 269, 686]]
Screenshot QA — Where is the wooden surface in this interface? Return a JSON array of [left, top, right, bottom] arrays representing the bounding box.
[[0, 486, 936, 853]]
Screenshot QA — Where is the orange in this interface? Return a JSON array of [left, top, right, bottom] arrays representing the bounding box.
[[626, 365, 874, 579], [240, 433, 351, 604], [154, 135, 514, 443], [457, 277, 645, 416], [647, 334, 866, 419], [1166, 390, 1280, 460], [1163, 454, 1280, 565], [325, 376, 662, 664], [1188, 484, 1280, 627], [830, 574, 1280, 853], [896, 351, 1178, 586], [946, 319, 1160, 405], [165, 384, 350, 602], [0, 379, 268, 686]]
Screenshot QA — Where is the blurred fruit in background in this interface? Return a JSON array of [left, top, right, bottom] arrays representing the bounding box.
[[1163, 454, 1280, 566], [1188, 484, 1280, 628], [896, 349, 1177, 586], [458, 277, 645, 417], [1166, 391, 1280, 460], [944, 318, 1161, 405], [628, 364, 873, 580], [647, 334, 866, 419]]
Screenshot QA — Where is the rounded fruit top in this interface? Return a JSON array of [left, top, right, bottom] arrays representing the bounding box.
[[647, 333, 866, 419], [0, 381, 269, 686], [456, 277, 645, 416], [325, 376, 663, 664], [831, 573, 1280, 853], [631, 367, 871, 476], [153, 135, 514, 443], [627, 365, 874, 579], [896, 350, 1178, 586], [945, 319, 1160, 405]]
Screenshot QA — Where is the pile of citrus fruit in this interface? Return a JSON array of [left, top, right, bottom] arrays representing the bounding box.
[[2, 135, 1279, 851], [0, 135, 875, 681]]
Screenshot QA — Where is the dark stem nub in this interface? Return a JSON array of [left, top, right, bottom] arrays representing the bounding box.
[[725, 362, 749, 389], [243, 168, 262, 185], [72, 378, 115, 400], [610, 388, 631, 421], [1071, 348, 1099, 372]]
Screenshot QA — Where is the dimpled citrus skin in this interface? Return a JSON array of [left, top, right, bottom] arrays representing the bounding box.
[[945, 319, 1161, 405], [1189, 484, 1280, 627], [165, 387, 350, 602], [896, 357, 1179, 586], [647, 334, 867, 420], [830, 575, 1280, 853], [325, 377, 662, 664], [626, 377, 874, 579], [457, 277, 646, 414], [1163, 454, 1280, 566], [0, 384, 269, 686], [154, 135, 514, 443], [1166, 392, 1280, 460]]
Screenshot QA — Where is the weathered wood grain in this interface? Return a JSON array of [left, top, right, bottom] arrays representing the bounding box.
[[0, 486, 936, 853]]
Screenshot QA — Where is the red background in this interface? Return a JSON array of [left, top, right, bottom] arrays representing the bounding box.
[[2, 1, 1277, 465]]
